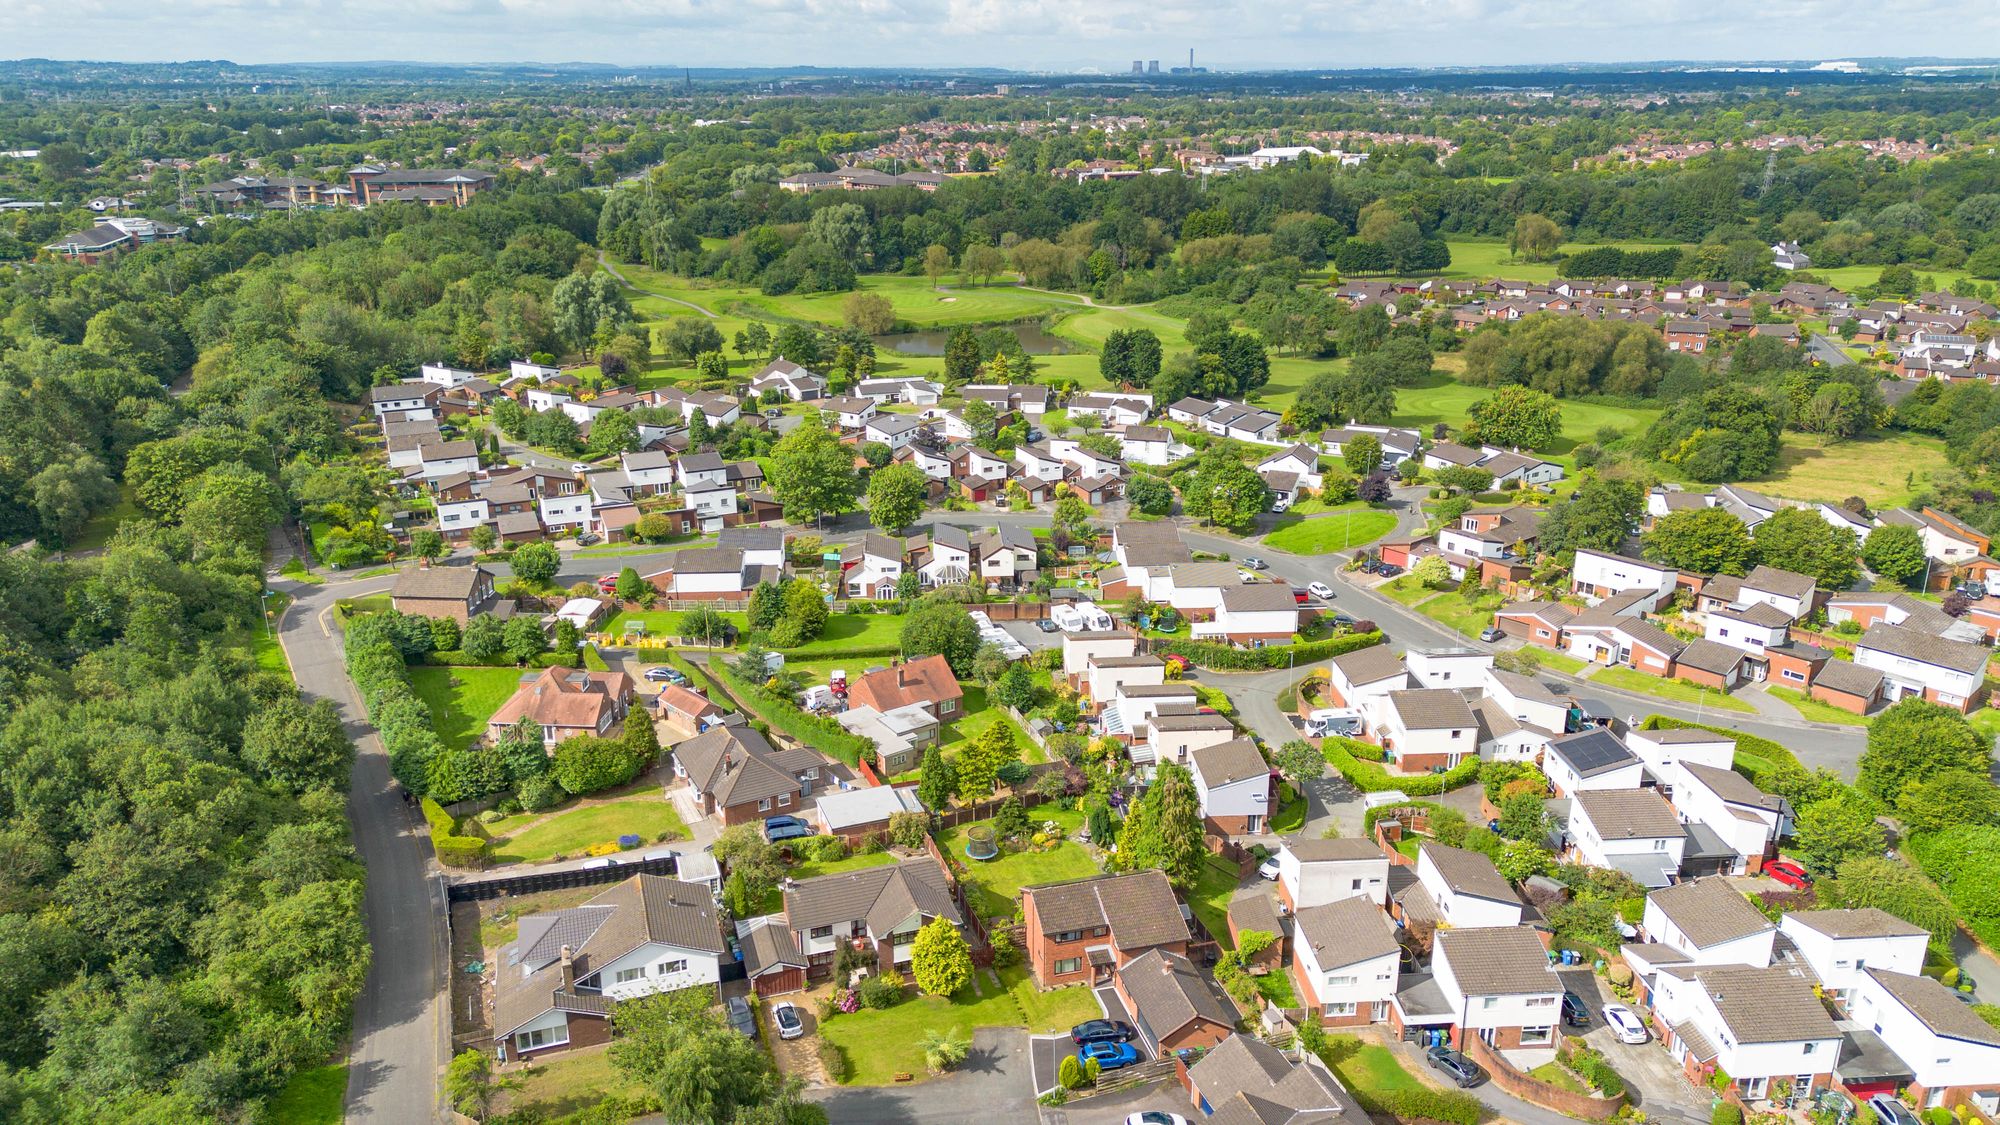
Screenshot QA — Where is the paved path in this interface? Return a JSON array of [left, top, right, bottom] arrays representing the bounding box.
[[267, 565, 452, 1123], [597, 252, 722, 319]]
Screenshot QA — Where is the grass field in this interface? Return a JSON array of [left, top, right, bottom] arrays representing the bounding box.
[[1391, 372, 1662, 458], [760, 274, 1080, 328], [778, 612, 906, 656], [1766, 686, 1870, 726], [1436, 238, 1689, 284], [603, 608, 752, 642], [268, 1063, 347, 1125], [1264, 507, 1398, 554], [937, 806, 1096, 921], [1739, 432, 1950, 509], [497, 1047, 650, 1120], [1590, 666, 1757, 713], [1814, 264, 1972, 293], [819, 964, 1100, 1085], [68, 482, 140, 552], [485, 793, 689, 866], [407, 666, 527, 751], [1525, 651, 1589, 676], [1414, 589, 1508, 638]]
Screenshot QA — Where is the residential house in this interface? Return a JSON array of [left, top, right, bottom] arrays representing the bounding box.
[[1102, 521, 1193, 603], [840, 534, 904, 599], [1114, 948, 1238, 1056], [1121, 424, 1176, 467], [783, 857, 964, 979], [1404, 649, 1493, 691], [855, 376, 943, 406], [970, 526, 1040, 591], [747, 357, 825, 401], [1854, 623, 1990, 711], [653, 683, 725, 741], [1424, 926, 1564, 1054], [910, 524, 974, 586], [1321, 424, 1422, 468], [1365, 689, 1479, 772], [1642, 878, 1776, 966], [492, 875, 726, 1059], [656, 547, 754, 600], [1543, 728, 1643, 797], [1020, 870, 1189, 988], [1409, 843, 1525, 930], [1669, 762, 1786, 876], [1780, 909, 1928, 1007], [1065, 391, 1153, 427], [1772, 241, 1812, 271], [844, 654, 963, 722], [1571, 549, 1677, 606], [1209, 583, 1303, 646], [1292, 895, 1402, 1027], [1190, 738, 1275, 835], [835, 702, 942, 777], [1136, 703, 1237, 768], [1085, 654, 1166, 706], [821, 396, 878, 430], [863, 412, 930, 452], [672, 725, 823, 826], [1846, 969, 2000, 1111], [1257, 444, 1326, 505], [1492, 602, 1576, 649], [488, 667, 636, 748], [1326, 645, 1409, 707], [1481, 668, 1571, 738], [1273, 836, 1390, 913], [1183, 1034, 1356, 1125], [390, 564, 505, 623], [1877, 507, 1990, 571], [1566, 790, 1688, 888], [1650, 964, 1841, 1099]]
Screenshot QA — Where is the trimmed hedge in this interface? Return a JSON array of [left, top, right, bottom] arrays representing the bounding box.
[[714, 666, 872, 766], [1638, 715, 1802, 788], [1363, 1086, 1484, 1125], [421, 648, 580, 669], [420, 797, 488, 867], [1323, 737, 1480, 795], [1163, 630, 1383, 671], [1362, 800, 1447, 834]]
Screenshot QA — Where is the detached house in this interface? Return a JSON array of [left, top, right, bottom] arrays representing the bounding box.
[[1184, 1034, 1356, 1125], [488, 667, 637, 748], [391, 564, 506, 623], [1115, 948, 1238, 1057], [1780, 909, 1927, 1007], [672, 725, 823, 826], [1407, 842, 1524, 930], [1566, 790, 1687, 888], [1424, 926, 1564, 1055], [1571, 549, 1677, 607], [782, 856, 964, 980], [1847, 969, 2000, 1112], [1326, 645, 1409, 707], [840, 534, 905, 599], [1190, 738, 1275, 835], [1543, 728, 1642, 797], [1641, 878, 1776, 967], [492, 875, 727, 1060], [1021, 870, 1189, 988], [747, 357, 825, 401]]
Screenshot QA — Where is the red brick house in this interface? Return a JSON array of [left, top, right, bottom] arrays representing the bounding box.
[[487, 666, 636, 748], [671, 725, 823, 826], [1115, 948, 1238, 1057], [1020, 870, 1189, 988], [844, 654, 964, 720]]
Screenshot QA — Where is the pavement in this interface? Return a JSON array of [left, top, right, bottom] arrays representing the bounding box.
[[809, 1027, 1036, 1125], [269, 567, 450, 1123], [1559, 966, 1711, 1124]]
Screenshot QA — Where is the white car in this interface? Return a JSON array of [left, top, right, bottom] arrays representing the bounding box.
[[1271, 497, 1290, 513], [1237, 568, 1262, 583], [1125, 1113, 1188, 1125], [773, 1000, 805, 1040], [1601, 1003, 1648, 1044], [569, 461, 593, 474], [1307, 581, 1334, 600], [1257, 856, 1281, 880]]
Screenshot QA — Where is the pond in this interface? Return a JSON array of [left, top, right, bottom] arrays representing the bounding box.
[[872, 322, 1079, 356]]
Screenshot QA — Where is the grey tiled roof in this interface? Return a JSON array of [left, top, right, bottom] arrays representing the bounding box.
[[1785, 908, 1927, 940], [1024, 870, 1188, 951], [1573, 790, 1686, 840], [1695, 965, 1839, 1044], [1420, 842, 1518, 904], [1293, 896, 1399, 971], [1863, 967, 2000, 1047], [1859, 623, 1991, 675], [1647, 878, 1772, 949], [1435, 926, 1558, 996]]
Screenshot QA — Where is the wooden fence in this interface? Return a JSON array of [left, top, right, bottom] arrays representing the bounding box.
[[445, 853, 679, 902]]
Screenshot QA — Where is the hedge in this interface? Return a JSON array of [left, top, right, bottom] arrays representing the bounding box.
[[1323, 737, 1479, 795], [345, 634, 446, 797], [714, 666, 872, 766], [420, 797, 488, 867], [1363, 800, 1447, 834], [1638, 715, 1802, 788], [1162, 630, 1383, 672], [421, 648, 580, 669], [1359, 1086, 1483, 1125]]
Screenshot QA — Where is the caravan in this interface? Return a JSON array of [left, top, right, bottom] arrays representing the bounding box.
[[1050, 603, 1087, 632], [1304, 708, 1363, 737]]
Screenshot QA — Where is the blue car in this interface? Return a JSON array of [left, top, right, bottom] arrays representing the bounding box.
[[1078, 1040, 1142, 1071], [764, 815, 812, 843]]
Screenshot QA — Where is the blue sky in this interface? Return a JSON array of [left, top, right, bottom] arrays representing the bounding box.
[[2, 0, 1990, 71]]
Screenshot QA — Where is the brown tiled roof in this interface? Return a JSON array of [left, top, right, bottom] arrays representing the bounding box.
[[1812, 659, 1885, 699], [783, 857, 962, 936], [1192, 738, 1270, 787], [845, 654, 963, 714], [1675, 638, 1750, 675], [1435, 926, 1558, 995], [1117, 948, 1236, 1043], [1863, 967, 2000, 1047], [1024, 870, 1188, 951], [489, 667, 632, 733], [1293, 896, 1399, 971], [1573, 790, 1686, 840], [1741, 565, 1816, 600], [392, 563, 491, 600], [1695, 965, 1839, 1044], [1647, 878, 1772, 949], [1330, 644, 1406, 685]]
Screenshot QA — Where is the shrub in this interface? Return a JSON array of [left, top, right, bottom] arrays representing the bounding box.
[[715, 666, 871, 765], [1161, 630, 1384, 671], [1713, 1102, 1743, 1125], [819, 1039, 851, 1082], [517, 772, 565, 812], [996, 760, 1032, 787], [888, 810, 931, 849], [551, 735, 643, 796], [989, 929, 1019, 968], [1367, 1087, 1483, 1125], [419, 797, 489, 867], [1323, 738, 1480, 795], [1057, 1054, 1084, 1090], [1566, 1045, 1627, 1098], [859, 972, 905, 1009], [806, 833, 849, 862]]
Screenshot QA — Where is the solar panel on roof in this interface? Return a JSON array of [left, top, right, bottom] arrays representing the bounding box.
[[1549, 729, 1635, 776]]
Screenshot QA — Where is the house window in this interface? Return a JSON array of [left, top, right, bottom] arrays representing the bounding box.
[[1054, 957, 1083, 975], [656, 959, 687, 977], [1521, 1026, 1554, 1046], [515, 1026, 567, 1052], [778, 793, 792, 807], [1054, 930, 1084, 943], [1652, 839, 1668, 852], [1526, 996, 1556, 1008], [759, 798, 772, 812], [1351, 879, 1364, 891], [1327, 1002, 1356, 1016], [1482, 997, 1498, 1010], [1802, 1042, 1816, 1056], [1782, 669, 1806, 682], [1326, 975, 1358, 987], [810, 925, 835, 939], [615, 967, 647, 984], [1451, 730, 1462, 739]]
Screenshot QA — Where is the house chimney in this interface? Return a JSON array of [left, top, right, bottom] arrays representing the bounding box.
[[560, 944, 576, 988]]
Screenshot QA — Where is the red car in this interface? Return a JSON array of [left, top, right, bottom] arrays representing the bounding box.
[[1764, 859, 1813, 891]]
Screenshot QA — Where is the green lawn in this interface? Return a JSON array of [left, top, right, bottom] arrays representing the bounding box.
[[1263, 508, 1398, 555], [818, 964, 1100, 1085], [1766, 686, 1870, 726], [499, 1045, 651, 1119], [268, 1063, 347, 1125], [1434, 238, 1689, 284], [780, 612, 905, 656], [603, 608, 752, 642], [1187, 854, 1248, 951], [1271, 784, 1308, 834], [939, 685, 1046, 764], [485, 793, 690, 865], [1529, 651, 1588, 675], [1378, 575, 1446, 608], [937, 806, 1097, 921], [1252, 967, 1299, 1009], [1589, 666, 1757, 713], [1318, 1035, 1428, 1096], [1742, 432, 1951, 509], [1414, 590, 1507, 638], [1969, 707, 2000, 742], [1391, 372, 1661, 458], [68, 482, 141, 552], [749, 850, 900, 916], [1529, 1061, 1592, 1094], [1814, 263, 1971, 293], [407, 665, 527, 751], [761, 275, 1079, 328]]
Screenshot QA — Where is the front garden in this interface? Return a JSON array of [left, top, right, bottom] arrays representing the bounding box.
[[474, 790, 689, 866], [816, 964, 1099, 1087], [1589, 666, 1756, 713]]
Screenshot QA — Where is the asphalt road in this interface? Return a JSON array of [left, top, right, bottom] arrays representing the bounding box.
[[269, 571, 453, 1123]]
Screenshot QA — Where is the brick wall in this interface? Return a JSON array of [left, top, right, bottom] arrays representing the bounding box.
[[1466, 1036, 1626, 1120]]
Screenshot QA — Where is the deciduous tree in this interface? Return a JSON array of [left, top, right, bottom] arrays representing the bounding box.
[[1642, 507, 1756, 576], [910, 918, 973, 997]]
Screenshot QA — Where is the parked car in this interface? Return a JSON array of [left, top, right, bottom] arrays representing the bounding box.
[[1036, 618, 1062, 633], [1359, 558, 1382, 574], [1869, 1096, 1923, 1125], [1069, 1019, 1136, 1045], [1272, 498, 1290, 514], [1479, 626, 1505, 642], [644, 666, 689, 685], [1956, 581, 1988, 600], [1291, 587, 1309, 605], [1125, 1113, 1188, 1125], [1242, 557, 1269, 570], [1764, 859, 1813, 891], [569, 462, 593, 475], [576, 533, 600, 546], [1602, 1003, 1648, 1044], [1237, 569, 1262, 584], [1561, 991, 1590, 1027], [1424, 1046, 1483, 1087], [1307, 581, 1335, 600], [1376, 564, 1402, 578], [727, 995, 757, 1039], [773, 1001, 805, 1040], [763, 407, 784, 418], [1078, 1040, 1142, 1071], [580, 856, 623, 870], [1257, 856, 1281, 880], [763, 815, 812, 843]]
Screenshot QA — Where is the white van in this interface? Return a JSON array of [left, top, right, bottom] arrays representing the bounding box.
[[1304, 708, 1363, 738]]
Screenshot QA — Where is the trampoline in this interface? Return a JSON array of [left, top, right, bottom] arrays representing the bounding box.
[[964, 825, 999, 861]]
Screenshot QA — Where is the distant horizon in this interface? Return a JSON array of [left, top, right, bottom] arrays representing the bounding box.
[[4, 1, 2000, 75]]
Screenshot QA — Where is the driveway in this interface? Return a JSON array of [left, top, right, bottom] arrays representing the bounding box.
[[1561, 967, 1709, 1124], [810, 1027, 1035, 1125], [1044, 1077, 1189, 1124]]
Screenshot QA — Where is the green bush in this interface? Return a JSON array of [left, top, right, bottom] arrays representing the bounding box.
[[1161, 631, 1384, 671], [419, 797, 489, 867], [1057, 1053, 1084, 1090], [1366, 1087, 1483, 1125], [1639, 716, 1801, 788], [517, 772, 566, 812], [858, 972, 904, 1009], [1346, 741, 1386, 762], [715, 666, 871, 765], [819, 1039, 851, 1083], [1567, 1047, 1627, 1098], [1323, 738, 1479, 795], [1362, 800, 1448, 834], [1713, 1102, 1743, 1125]]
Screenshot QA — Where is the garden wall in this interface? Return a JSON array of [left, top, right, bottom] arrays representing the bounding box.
[[1467, 1036, 1625, 1120]]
